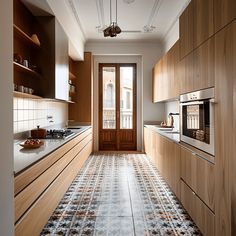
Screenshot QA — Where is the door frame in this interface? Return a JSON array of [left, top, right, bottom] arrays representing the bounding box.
[[98, 63, 137, 150]]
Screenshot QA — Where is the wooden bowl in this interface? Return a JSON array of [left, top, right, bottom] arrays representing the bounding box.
[[20, 140, 44, 149]]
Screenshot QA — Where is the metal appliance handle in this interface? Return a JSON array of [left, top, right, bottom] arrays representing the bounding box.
[[180, 101, 204, 106]]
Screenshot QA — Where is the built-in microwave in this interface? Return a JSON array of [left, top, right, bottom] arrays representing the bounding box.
[[180, 87, 215, 156]]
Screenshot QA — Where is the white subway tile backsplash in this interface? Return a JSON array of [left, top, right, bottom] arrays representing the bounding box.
[[13, 98, 68, 134]]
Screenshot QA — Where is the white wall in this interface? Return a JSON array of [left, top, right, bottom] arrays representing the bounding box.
[[164, 101, 180, 131], [163, 20, 179, 53], [0, 0, 14, 235], [85, 42, 165, 151]]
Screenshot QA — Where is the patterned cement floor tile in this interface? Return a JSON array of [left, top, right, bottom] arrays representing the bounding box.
[[41, 154, 202, 236]]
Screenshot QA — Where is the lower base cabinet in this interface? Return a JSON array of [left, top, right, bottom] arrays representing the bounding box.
[[180, 180, 215, 236], [15, 128, 92, 236]]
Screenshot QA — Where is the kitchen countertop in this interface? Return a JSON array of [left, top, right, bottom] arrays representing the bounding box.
[[14, 126, 91, 175], [144, 125, 180, 143]]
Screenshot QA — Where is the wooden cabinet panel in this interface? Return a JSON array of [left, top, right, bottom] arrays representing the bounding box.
[[214, 20, 236, 236], [193, 37, 215, 90], [179, 52, 194, 94], [15, 141, 92, 236], [193, 0, 214, 48], [214, 0, 236, 33], [15, 133, 92, 222], [179, 0, 194, 59], [180, 146, 215, 211], [69, 52, 93, 123], [180, 180, 215, 236], [144, 128, 180, 198]]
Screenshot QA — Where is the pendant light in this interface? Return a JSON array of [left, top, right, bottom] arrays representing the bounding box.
[[103, 0, 122, 37]]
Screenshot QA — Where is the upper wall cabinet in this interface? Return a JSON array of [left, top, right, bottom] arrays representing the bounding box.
[[214, 0, 236, 33], [179, 1, 194, 59], [193, 0, 214, 48], [37, 17, 69, 101], [153, 41, 179, 102]]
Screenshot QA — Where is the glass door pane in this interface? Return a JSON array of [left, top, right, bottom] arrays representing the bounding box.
[[120, 66, 133, 129], [102, 67, 116, 129]]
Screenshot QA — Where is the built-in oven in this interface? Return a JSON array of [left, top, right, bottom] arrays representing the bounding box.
[[180, 87, 215, 155]]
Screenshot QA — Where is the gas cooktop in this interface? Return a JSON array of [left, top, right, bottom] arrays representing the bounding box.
[[44, 129, 75, 139]]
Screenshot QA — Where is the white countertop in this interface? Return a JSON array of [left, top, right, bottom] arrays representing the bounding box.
[[144, 125, 180, 143], [14, 126, 91, 175]]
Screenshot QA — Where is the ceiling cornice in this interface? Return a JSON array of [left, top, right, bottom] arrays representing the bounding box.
[[68, 0, 86, 39]]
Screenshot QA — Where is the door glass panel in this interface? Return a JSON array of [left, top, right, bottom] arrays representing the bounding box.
[[120, 67, 133, 129], [102, 67, 116, 129]]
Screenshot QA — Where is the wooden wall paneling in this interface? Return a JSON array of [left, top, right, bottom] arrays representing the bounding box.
[[231, 20, 236, 235], [15, 141, 92, 236], [214, 0, 236, 33], [193, 37, 215, 91], [215, 21, 235, 236], [15, 134, 92, 222], [193, 0, 214, 48], [179, 0, 194, 59], [180, 180, 215, 236], [14, 128, 92, 195], [69, 52, 93, 123]]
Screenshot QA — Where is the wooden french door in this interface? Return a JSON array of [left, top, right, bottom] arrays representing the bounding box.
[[99, 63, 137, 150]]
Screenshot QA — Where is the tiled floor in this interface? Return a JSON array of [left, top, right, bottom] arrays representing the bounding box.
[[41, 153, 202, 236]]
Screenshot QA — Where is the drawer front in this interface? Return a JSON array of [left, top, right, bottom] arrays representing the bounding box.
[[15, 133, 92, 223], [15, 141, 92, 236], [180, 146, 215, 211], [15, 128, 92, 195], [181, 180, 215, 236]]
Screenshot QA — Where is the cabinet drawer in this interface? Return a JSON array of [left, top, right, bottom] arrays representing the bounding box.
[[15, 128, 92, 195], [15, 141, 92, 236], [180, 146, 215, 211], [180, 180, 214, 236]]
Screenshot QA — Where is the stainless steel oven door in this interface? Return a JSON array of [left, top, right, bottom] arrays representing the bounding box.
[[180, 100, 215, 156]]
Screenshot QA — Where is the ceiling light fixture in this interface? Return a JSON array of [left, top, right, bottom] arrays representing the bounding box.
[[103, 0, 121, 37], [123, 0, 135, 4]]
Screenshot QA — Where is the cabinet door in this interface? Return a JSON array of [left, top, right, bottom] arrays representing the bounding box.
[[152, 63, 159, 103], [55, 20, 69, 101], [180, 147, 215, 211], [162, 54, 168, 101], [179, 0, 194, 59], [193, 0, 214, 48], [180, 180, 215, 236], [193, 37, 215, 90], [179, 52, 194, 94], [214, 0, 236, 33], [214, 20, 236, 236]]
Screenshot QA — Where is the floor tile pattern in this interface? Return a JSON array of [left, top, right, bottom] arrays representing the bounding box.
[[41, 154, 202, 236]]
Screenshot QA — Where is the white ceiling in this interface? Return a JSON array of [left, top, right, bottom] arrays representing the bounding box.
[[70, 0, 190, 42]]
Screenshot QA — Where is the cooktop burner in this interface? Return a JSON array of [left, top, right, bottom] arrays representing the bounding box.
[[45, 129, 74, 139]]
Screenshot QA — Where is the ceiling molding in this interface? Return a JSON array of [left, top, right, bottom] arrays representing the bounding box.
[[68, 0, 86, 39], [96, 0, 105, 30]]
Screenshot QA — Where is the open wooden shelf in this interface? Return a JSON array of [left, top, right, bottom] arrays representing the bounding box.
[[14, 62, 41, 78], [69, 72, 76, 80], [13, 91, 42, 99], [14, 24, 40, 49]]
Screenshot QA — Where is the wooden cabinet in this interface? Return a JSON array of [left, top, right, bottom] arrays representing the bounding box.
[[180, 180, 215, 236], [37, 17, 69, 101], [193, 37, 215, 90], [214, 0, 236, 33], [69, 52, 93, 124], [13, 0, 44, 97], [144, 127, 180, 198], [15, 128, 93, 235], [179, 0, 194, 59], [179, 51, 194, 94], [193, 0, 214, 48], [152, 40, 179, 102], [180, 146, 215, 211], [214, 20, 236, 236]]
